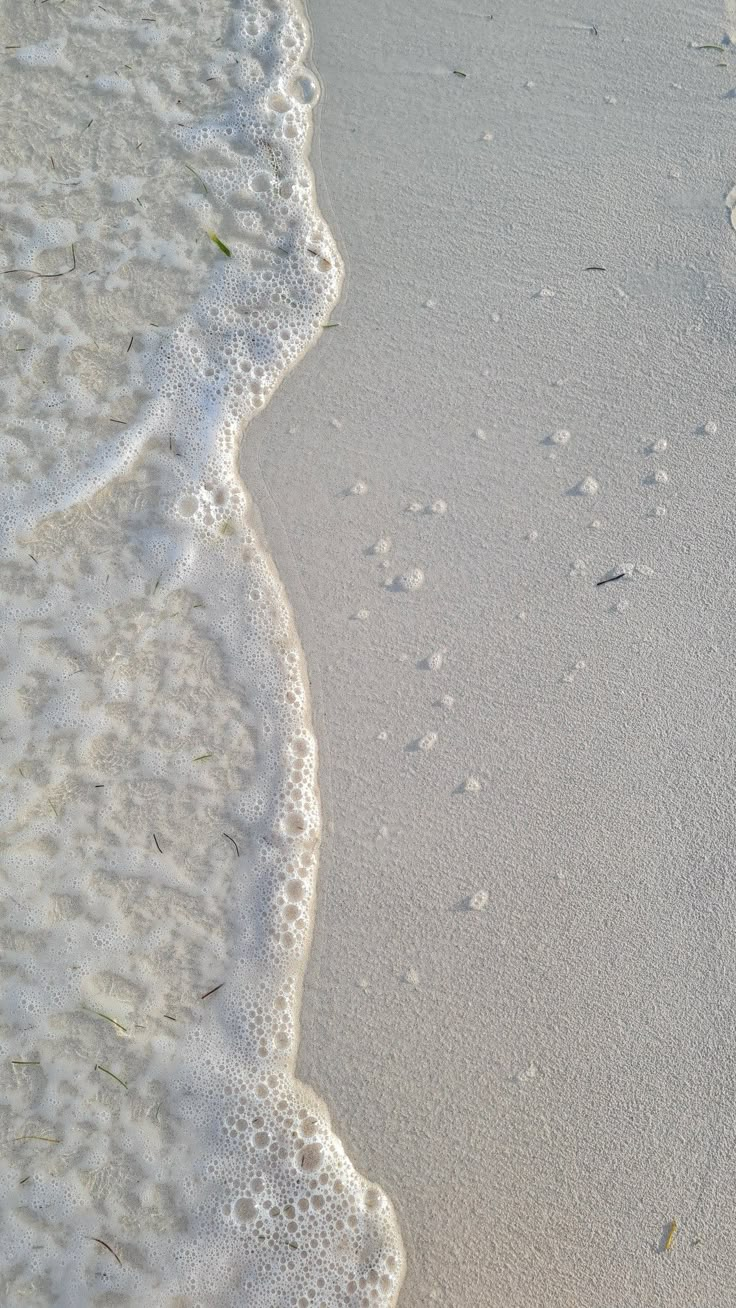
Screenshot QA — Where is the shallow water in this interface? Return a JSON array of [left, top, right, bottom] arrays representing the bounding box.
[[0, 2, 403, 1302]]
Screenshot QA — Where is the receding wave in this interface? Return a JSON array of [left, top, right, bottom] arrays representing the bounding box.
[[0, 1, 404, 1302]]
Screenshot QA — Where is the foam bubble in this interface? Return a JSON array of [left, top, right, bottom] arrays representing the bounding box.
[[390, 568, 425, 592], [15, 38, 71, 70], [422, 650, 444, 671], [460, 776, 481, 794], [370, 535, 392, 555]]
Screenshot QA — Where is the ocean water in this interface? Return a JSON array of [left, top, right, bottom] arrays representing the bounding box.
[[0, 1, 404, 1303]]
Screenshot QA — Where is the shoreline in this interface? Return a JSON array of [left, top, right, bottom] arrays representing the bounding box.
[[247, 0, 736, 1301]]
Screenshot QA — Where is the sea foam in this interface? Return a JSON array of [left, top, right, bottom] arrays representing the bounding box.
[[0, 1, 404, 1303]]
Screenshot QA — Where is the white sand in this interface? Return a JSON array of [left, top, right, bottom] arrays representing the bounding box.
[[241, 0, 736, 1302], [6, 0, 736, 1301]]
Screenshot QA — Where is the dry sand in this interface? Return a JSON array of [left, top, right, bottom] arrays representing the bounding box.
[[242, 0, 736, 1302]]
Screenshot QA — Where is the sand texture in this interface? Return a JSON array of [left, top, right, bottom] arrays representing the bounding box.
[[241, 0, 736, 1303]]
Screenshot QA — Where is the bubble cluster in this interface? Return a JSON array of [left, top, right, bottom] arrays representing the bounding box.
[[389, 568, 425, 592], [574, 475, 600, 497], [369, 536, 392, 555], [422, 650, 444, 672], [460, 775, 482, 794]]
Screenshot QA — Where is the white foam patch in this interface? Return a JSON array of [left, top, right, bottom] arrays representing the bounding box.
[[0, 1, 404, 1303], [14, 39, 72, 71]]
